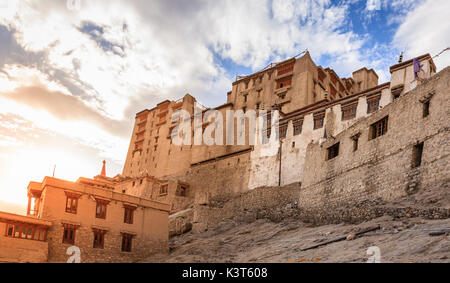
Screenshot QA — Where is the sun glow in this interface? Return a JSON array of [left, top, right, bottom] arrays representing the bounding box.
[[0, 146, 100, 206]]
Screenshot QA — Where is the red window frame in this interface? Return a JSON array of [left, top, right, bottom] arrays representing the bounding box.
[[121, 233, 133, 252], [124, 206, 136, 224], [95, 200, 109, 219]]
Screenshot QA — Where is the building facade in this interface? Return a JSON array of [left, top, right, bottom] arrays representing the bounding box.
[[0, 167, 170, 263], [119, 52, 438, 221]]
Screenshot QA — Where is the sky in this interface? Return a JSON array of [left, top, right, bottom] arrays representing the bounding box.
[[0, 0, 449, 208]]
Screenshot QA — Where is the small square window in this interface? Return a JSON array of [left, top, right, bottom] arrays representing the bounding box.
[[370, 116, 388, 140], [65, 196, 79, 214], [313, 115, 324, 130], [122, 234, 133, 252], [327, 143, 340, 160], [93, 230, 106, 249], [63, 227, 76, 245], [95, 200, 108, 219], [160, 184, 168, 195], [124, 206, 135, 224], [293, 119, 303, 135]]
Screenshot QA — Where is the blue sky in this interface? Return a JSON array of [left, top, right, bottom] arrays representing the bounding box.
[[0, 0, 448, 208]]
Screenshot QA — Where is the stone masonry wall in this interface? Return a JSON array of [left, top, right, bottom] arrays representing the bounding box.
[[298, 67, 450, 222], [0, 222, 48, 262], [192, 184, 301, 233]]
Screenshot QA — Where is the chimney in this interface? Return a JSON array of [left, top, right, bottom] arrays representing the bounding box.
[[101, 160, 106, 176]]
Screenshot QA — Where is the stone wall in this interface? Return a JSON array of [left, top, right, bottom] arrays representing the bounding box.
[[299, 67, 450, 221], [0, 222, 48, 263], [192, 184, 301, 233]]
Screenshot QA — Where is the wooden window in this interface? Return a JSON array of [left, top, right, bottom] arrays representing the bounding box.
[[95, 200, 109, 219], [160, 184, 168, 195], [342, 102, 357, 120], [5, 224, 47, 242], [423, 100, 430, 118], [6, 224, 13, 236], [121, 233, 133, 252], [367, 95, 381, 113], [313, 112, 325, 130], [293, 119, 303, 135], [412, 142, 424, 168], [276, 77, 292, 89], [279, 124, 287, 139], [65, 193, 80, 214], [327, 143, 340, 160], [370, 116, 388, 139], [93, 229, 106, 249], [276, 62, 294, 76], [62, 226, 77, 245], [124, 206, 136, 224]]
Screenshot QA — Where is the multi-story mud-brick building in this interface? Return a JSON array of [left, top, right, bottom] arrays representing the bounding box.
[[0, 165, 170, 263], [120, 52, 438, 218]]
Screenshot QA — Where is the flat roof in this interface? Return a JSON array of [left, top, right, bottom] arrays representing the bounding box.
[[389, 53, 435, 73], [0, 211, 52, 227]]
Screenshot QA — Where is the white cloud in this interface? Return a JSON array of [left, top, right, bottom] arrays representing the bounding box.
[[366, 0, 381, 11], [393, 0, 450, 71]]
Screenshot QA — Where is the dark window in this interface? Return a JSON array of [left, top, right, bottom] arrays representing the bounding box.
[[342, 103, 357, 120], [327, 143, 340, 160], [244, 94, 248, 102], [160, 184, 168, 195], [293, 119, 303, 135], [370, 116, 389, 139], [367, 96, 380, 113], [423, 101, 430, 117], [121, 234, 133, 252], [352, 136, 359, 152], [313, 114, 325, 130], [279, 124, 287, 139], [412, 142, 424, 168], [140, 179, 143, 185], [63, 227, 76, 244], [256, 102, 260, 109], [6, 224, 13, 236], [5, 224, 47, 242], [124, 206, 135, 224], [265, 128, 271, 139], [292, 142, 295, 148], [177, 185, 188, 197], [93, 230, 105, 249], [96, 200, 108, 219], [65, 196, 78, 214]]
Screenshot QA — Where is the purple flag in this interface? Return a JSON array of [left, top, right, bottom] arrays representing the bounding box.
[[414, 58, 423, 79]]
